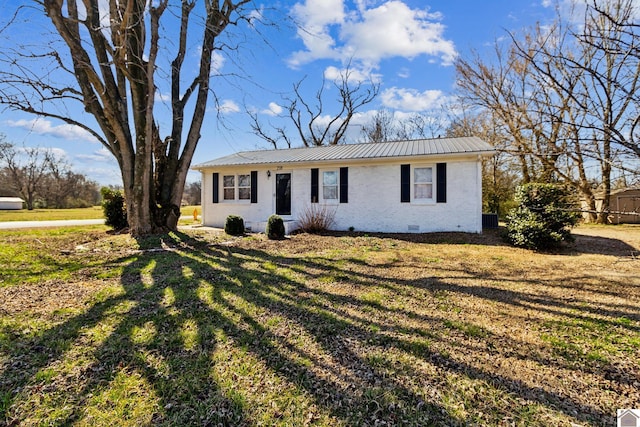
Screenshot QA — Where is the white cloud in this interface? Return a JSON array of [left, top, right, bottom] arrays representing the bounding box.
[[248, 5, 266, 27], [194, 47, 226, 75], [289, 0, 456, 68], [312, 114, 344, 130], [155, 91, 170, 102], [76, 147, 114, 163], [397, 68, 410, 79], [211, 51, 226, 74], [380, 87, 448, 111], [217, 99, 240, 114], [290, 0, 346, 66], [6, 118, 98, 142], [262, 102, 283, 116], [323, 65, 381, 84], [341, 1, 456, 65], [78, 166, 122, 186]]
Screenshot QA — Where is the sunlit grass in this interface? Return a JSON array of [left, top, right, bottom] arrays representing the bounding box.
[[0, 205, 202, 226], [0, 206, 104, 222], [0, 226, 638, 425]]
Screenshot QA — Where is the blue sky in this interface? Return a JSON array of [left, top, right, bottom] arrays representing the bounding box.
[[0, 0, 562, 185]]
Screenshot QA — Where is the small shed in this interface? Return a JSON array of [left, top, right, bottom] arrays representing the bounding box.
[[0, 197, 25, 210], [608, 187, 640, 224]]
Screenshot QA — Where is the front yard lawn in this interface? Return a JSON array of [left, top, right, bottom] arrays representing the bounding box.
[[0, 225, 638, 426]]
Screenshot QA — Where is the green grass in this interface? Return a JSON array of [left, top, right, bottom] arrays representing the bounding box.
[[0, 206, 104, 221], [0, 227, 638, 426], [0, 205, 201, 223]]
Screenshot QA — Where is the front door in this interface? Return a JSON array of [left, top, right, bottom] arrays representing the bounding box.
[[275, 173, 291, 215]]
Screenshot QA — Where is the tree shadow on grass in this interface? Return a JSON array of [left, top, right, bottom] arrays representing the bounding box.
[[1, 231, 637, 425], [319, 226, 640, 258], [570, 231, 640, 257]]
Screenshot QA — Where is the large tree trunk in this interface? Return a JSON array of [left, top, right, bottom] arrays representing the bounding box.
[[27, 1, 252, 236]]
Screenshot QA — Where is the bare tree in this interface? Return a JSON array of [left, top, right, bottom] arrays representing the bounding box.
[[510, 0, 640, 222], [42, 165, 100, 208], [360, 109, 396, 143], [446, 108, 519, 217], [184, 181, 202, 205], [0, 1, 254, 235], [398, 113, 446, 140], [0, 137, 53, 209], [456, 42, 541, 184], [359, 109, 446, 143], [456, 1, 640, 223], [250, 67, 379, 148]]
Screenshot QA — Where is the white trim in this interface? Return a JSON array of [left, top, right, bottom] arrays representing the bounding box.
[[274, 170, 293, 218], [221, 173, 252, 204], [320, 168, 340, 205], [411, 163, 436, 205]]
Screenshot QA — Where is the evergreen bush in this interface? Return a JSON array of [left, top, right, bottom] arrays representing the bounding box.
[[224, 215, 245, 236], [266, 214, 285, 240], [100, 187, 128, 230], [506, 183, 579, 250]]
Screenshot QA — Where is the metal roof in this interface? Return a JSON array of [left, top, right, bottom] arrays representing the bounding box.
[[192, 136, 494, 169]]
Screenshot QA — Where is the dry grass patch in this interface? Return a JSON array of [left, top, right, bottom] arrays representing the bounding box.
[[0, 225, 638, 426]]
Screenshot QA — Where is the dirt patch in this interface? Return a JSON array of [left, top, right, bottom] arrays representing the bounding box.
[[0, 279, 109, 316]]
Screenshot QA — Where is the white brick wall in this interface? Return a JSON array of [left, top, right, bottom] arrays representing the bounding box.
[[199, 156, 483, 233]]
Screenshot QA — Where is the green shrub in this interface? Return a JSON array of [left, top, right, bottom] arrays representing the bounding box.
[[506, 183, 579, 250], [224, 215, 245, 236], [100, 187, 128, 230], [266, 214, 285, 240]]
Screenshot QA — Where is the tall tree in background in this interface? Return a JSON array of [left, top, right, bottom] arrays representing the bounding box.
[[359, 109, 445, 143], [512, 0, 640, 222], [359, 109, 396, 143], [250, 68, 379, 148], [456, 0, 640, 223], [0, 1, 253, 235], [445, 107, 519, 217], [0, 137, 53, 210], [0, 137, 100, 208], [184, 181, 202, 206]]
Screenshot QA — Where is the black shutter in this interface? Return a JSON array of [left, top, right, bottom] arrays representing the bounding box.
[[436, 163, 447, 203], [311, 168, 319, 203], [339, 167, 348, 203], [212, 173, 219, 203], [400, 164, 410, 203], [250, 171, 258, 203]]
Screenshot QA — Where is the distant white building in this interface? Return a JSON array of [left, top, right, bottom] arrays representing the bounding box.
[[0, 197, 24, 210], [192, 137, 494, 234]]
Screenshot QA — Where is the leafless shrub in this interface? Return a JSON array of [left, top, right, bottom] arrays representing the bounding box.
[[298, 203, 336, 233]]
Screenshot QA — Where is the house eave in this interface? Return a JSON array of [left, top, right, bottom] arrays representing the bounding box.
[[192, 149, 495, 171]]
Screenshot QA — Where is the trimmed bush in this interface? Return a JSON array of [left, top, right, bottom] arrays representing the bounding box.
[[100, 187, 128, 230], [224, 215, 245, 236], [506, 183, 580, 250], [298, 204, 336, 233], [266, 214, 285, 240]]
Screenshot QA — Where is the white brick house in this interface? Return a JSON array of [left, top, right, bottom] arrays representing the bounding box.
[[192, 137, 494, 234]]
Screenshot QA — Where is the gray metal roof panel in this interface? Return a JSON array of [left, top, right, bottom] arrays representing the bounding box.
[[192, 137, 494, 169]]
